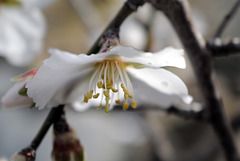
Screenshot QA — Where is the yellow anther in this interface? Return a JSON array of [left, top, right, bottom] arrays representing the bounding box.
[[121, 83, 132, 97], [128, 94, 133, 98], [101, 74, 104, 79], [97, 81, 103, 88], [124, 93, 128, 100], [121, 83, 124, 89], [102, 84, 105, 89], [111, 88, 118, 93], [106, 83, 112, 90], [97, 104, 103, 109], [83, 95, 88, 103], [87, 90, 93, 98], [131, 100, 137, 109], [93, 93, 100, 98], [115, 99, 121, 104], [103, 90, 109, 97], [123, 102, 129, 111]]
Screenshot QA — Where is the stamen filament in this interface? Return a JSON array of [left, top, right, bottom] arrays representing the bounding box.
[[84, 59, 136, 112]]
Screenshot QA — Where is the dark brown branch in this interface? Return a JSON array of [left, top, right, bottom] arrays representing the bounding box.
[[231, 115, 240, 132], [147, 0, 239, 160], [30, 105, 64, 150], [207, 38, 240, 57], [87, 0, 146, 54], [213, 0, 240, 39], [207, 0, 240, 57]]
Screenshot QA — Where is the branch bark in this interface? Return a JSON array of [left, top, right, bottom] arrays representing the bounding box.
[[87, 0, 146, 54], [30, 105, 64, 150], [213, 0, 240, 39], [147, 0, 239, 160], [207, 38, 240, 57]]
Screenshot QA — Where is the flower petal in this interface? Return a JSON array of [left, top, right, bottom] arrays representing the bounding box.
[[127, 67, 192, 108], [26, 64, 94, 109], [26, 50, 99, 109], [107, 46, 186, 68], [47, 48, 101, 71], [27, 48, 112, 109], [1, 81, 33, 108], [0, 6, 45, 66]]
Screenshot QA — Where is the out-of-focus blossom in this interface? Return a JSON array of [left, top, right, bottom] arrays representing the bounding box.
[[1, 70, 37, 108], [0, 0, 55, 66], [9, 147, 35, 161], [26, 45, 192, 113]]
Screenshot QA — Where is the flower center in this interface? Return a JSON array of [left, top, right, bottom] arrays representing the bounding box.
[[83, 59, 137, 113]]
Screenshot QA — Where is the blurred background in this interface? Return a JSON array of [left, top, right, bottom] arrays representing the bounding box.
[[0, 0, 240, 161]]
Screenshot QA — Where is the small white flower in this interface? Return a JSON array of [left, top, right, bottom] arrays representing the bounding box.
[[1, 70, 37, 108], [26, 45, 192, 113], [0, 0, 55, 66]]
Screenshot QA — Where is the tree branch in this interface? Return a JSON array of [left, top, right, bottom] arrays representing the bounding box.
[[147, 0, 239, 160], [30, 105, 64, 150], [207, 38, 240, 57], [113, 103, 206, 121], [207, 0, 240, 57], [213, 0, 240, 39], [87, 0, 146, 54]]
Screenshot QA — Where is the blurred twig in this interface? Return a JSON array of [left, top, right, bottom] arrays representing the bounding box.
[[213, 0, 240, 39], [207, 0, 240, 57], [147, 0, 239, 160], [113, 103, 206, 121], [207, 38, 240, 57]]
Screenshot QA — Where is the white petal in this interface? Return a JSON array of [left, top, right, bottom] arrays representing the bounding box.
[[47, 48, 101, 71], [107, 46, 186, 68], [127, 68, 192, 108], [26, 64, 94, 109], [0, 6, 45, 66], [1, 81, 33, 108]]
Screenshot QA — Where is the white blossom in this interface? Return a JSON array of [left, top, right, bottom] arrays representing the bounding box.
[[0, 0, 55, 66], [26, 45, 192, 113]]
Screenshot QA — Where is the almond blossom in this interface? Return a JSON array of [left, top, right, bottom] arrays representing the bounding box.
[[1, 70, 37, 108], [0, 0, 55, 66], [26, 46, 192, 113]]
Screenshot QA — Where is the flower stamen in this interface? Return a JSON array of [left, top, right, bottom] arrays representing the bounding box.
[[83, 59, 136, 113]]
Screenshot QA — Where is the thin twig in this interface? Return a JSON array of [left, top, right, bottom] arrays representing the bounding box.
[[147, 0, 239, 160], [30, 105, 64, 150], [207, 38, 240, 57], [213, 0, 240, 39]]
